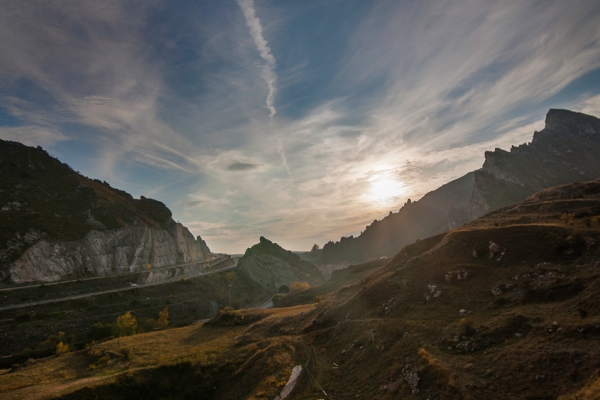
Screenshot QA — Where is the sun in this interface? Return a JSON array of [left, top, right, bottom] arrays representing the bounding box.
[[368, 174, 405, 203]]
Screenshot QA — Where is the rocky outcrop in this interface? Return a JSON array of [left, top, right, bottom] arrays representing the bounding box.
[[456, 109, 600, 224], [321, 109, 600, 264], [238, 237, 324, 292], [0, 139, 212, 283], [10, 221, 210, 283]]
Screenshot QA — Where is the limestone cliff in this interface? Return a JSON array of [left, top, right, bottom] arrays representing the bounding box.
[[0, 139, 211, 283]]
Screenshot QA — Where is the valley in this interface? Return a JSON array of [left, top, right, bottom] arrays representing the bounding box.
[[1, 109, 600, 399]]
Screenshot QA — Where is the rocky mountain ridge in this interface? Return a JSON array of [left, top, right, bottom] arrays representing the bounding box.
[[320, 109, 600, 264], [0, 139, 211, 283]]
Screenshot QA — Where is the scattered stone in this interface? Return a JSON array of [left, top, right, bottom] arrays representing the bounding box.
[[446, 268, 469, 282], [401, 364, 419, 394], [489, 242, 501, 259], [491, 286, 502, 296], [368, 329, 376, 342]]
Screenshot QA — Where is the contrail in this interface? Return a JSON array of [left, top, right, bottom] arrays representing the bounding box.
[[237, 0, 277, 119], [277, 139, 291, 176], [237, 0, 290, 176]]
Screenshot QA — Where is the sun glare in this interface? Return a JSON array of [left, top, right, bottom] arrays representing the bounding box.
[[368, 174, 405, 203]]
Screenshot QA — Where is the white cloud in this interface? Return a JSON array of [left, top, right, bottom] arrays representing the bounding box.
[[575, 93, 600, 116], [1, 1, 599, 253], [0, 126, 67, 147]]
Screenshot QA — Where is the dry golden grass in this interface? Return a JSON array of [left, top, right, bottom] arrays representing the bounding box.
[[0, 323, 244, 400], [0, 304, 315, 400]]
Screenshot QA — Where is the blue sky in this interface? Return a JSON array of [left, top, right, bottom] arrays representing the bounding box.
[[1, 0, 600, 253]]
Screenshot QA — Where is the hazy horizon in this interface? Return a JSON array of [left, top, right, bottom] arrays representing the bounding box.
[[1, 1, 600, 253]]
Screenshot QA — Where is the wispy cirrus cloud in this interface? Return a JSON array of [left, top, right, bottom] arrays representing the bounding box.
[[1, 0, 599, 253]]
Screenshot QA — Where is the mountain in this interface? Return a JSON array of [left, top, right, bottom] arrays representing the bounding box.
[[5, 178, 599, 399], [0, 139, 211, 283], [237, 236, 325, 293], [320, 109, 600, 264]]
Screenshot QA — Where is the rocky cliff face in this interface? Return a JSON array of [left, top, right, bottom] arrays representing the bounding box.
[[10, 221, 209, 283], [455, 109, 600, 225], [0, 139, 211, 283], [238, 237, 325, 292], [322, 109, 600, 264]]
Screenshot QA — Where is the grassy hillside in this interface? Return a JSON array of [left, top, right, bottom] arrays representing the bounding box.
[[2, 179, 600, 399]]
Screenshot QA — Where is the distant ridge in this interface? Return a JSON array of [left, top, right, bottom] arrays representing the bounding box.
[[319, 109, 600, 264], [237, 236, 325, 293]]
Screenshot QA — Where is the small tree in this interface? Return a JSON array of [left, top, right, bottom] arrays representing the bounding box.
[[114, 311, 137, 337], [225, 271, 236, 283], [157, 307, 169, 329], [56, 341, 69, 354]]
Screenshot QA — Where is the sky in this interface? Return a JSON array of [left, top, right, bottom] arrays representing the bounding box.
[[1, 1, 600, 254]]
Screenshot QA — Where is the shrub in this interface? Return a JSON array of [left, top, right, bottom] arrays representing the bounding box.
[[290, 281, 311, 293], [561, 212, 574, 224], [41, 331, 70, 351], [272, 294, 285, 305], [206, 307, 265, 327], [87, 322, 113, 342], [136, 318, 157, 333], [157, 307, 169, 329], [56, 341, 69, 354], [113, 312, 137, 337], [314, 295, 324, 304]]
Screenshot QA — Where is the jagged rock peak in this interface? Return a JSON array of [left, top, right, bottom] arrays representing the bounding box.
[[544, 108, 600, 136]]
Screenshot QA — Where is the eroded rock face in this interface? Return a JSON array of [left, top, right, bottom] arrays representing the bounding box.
[[460, 108, 600, 221], [9, 221, 210, 283]]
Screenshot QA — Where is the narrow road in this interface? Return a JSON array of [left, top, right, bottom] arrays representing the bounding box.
[[0, 261, 237, 312], [0, 256, 228, 293]]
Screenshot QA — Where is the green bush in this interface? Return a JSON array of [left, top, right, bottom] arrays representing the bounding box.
[[205, 307, 265, 327], [136, 318, 157, 333], [87, 323, 114, 342]]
